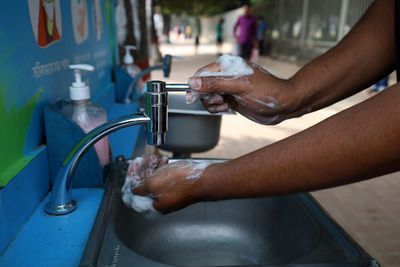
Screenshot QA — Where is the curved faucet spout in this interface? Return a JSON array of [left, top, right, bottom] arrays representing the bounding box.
[[45, 80, 168, 215], [45, 113, 150, 215]]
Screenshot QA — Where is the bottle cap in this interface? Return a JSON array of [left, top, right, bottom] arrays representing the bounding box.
[[69, 64, 95, 100], [123, 45, 137, 65]]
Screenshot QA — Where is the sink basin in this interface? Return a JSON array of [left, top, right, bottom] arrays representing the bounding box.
[[115, 194, 319, 266], [80, 156, 379, 267], [158, 93, 223, 156]]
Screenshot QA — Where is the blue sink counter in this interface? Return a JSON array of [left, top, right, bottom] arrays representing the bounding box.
[[0, 188, 104, 267]]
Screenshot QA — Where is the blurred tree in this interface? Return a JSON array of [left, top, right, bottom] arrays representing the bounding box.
[[250, 0, 272, 6], [159, 0, 245, 16]]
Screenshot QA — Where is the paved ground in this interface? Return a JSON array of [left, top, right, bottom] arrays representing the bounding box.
[[152, 40, 400, 266]]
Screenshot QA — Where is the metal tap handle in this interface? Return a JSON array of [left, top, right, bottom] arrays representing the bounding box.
[[145, 81, 168, 146], [165, 83, 189, 92]]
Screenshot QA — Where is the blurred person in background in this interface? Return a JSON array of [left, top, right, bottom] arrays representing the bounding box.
[[233, 3, 258, 60], [173, 26, 180, 41], [257, 16, 268, 55], [185, 25, 193, 39], [179, 25, 185, 40], [194, 17, 201, 54], [215, 18, 224, 56]]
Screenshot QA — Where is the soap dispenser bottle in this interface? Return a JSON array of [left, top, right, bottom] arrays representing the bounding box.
[[65, 64, 110, 166], [123, 45, 140, 77], [122, 45, 145, 90]]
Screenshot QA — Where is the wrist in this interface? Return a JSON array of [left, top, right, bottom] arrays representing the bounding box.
[[285, 76, 312, 113], [193, 161, 226, 202]]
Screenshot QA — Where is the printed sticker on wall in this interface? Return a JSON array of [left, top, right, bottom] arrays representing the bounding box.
[[71, 0, 89, 44], [28, 0, 62, 48], [92, 0, 103, 40]]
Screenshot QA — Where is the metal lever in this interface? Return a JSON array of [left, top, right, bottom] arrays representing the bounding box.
[[165, 83, 189, 92], [145, 81, 168, 146]]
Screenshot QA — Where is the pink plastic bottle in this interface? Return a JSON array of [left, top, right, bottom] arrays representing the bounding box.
[[67, 64, 110, 166]]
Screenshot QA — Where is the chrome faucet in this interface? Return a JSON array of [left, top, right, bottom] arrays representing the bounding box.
[[45, 80, 176, 215], [123, 55, 184, 103]]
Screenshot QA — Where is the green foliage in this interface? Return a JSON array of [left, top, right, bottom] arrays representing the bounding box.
[[250, 0, 272, 6], [161, 0, 244, 16]]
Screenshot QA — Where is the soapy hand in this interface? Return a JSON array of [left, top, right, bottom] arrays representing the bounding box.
[[121, 154, 169, 219], [126, 154, 169, 182], [187, 54, 308, 125], [132, 160, 213, 213]]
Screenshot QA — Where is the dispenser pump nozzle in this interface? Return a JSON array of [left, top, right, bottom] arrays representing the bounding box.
[[123, 45, 137, 65], [69, 64, 95, 101]]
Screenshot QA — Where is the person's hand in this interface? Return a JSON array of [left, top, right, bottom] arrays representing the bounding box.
[[122, 154, 170, 217], [132, 160, 213, 213], [126, 154, 169, 183], [187, 59, 309, 125]]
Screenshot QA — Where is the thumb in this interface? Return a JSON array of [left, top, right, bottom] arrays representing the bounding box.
[[132, 180, 147, 196], [188, 75, 247, 95]]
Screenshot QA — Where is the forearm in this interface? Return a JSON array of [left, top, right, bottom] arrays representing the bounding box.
[[290, 0, 396, 112], [199, 83, 400, 200]]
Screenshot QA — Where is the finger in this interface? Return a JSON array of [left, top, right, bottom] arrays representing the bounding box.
[[157, 155, 169, 168], [132, 181, 147, 196], [188, 75, 249, 95], [152, 199, 164, 212], [152, 197, 179, 213], [127, 161, 138, 177], [186, 91, 204, 104], [152, 195, 192, 214], [206, 103, 230, 113], [127, 157, 145, 177], [145, 168, 155, 179], [224, 94, 239, 109], [137, 155, 152, 176], [148, 154, 160, 169], [201, 93, 224, 105], [144, 154, 165, 177], [193, 62, 221, 76]]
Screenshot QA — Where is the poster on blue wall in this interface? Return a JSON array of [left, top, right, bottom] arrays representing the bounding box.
[[0, 0, 114, 186]]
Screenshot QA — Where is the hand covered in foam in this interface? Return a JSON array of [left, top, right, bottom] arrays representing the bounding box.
[[187, 54, 309, 125], [132, 160, 214, 213], [121, 154, 169, 219]]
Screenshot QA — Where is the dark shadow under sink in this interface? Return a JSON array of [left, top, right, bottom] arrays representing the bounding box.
[[80, 157, 379, 267]]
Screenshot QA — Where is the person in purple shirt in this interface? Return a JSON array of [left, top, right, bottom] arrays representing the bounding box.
[[233, 3, 258, 60]]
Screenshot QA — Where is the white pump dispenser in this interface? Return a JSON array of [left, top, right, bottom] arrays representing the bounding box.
[[122, 45, 145, 95], [69, 64, 95, 101], [123, 45, 137, 65], [122, 45, 143, 80], [62, 64, 110, 167]]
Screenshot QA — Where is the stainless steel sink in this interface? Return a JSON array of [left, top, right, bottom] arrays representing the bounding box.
[[158, 93, 224, 157], [114, 192, 320, 266], [80, 154, 379, 267]]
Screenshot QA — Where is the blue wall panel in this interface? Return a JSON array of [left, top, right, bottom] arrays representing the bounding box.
[[0, 0, 113, 186]]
